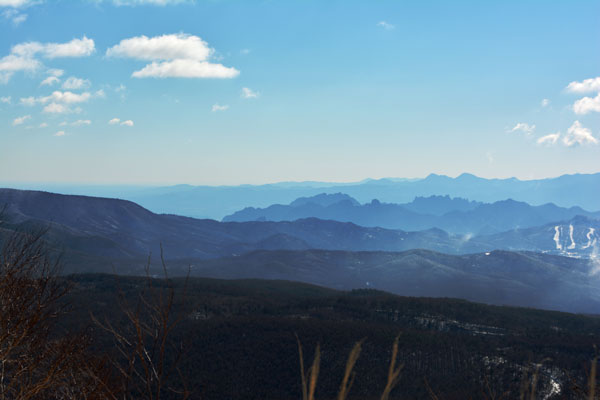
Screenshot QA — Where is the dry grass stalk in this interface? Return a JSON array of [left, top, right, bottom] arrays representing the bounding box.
[[337, 339, 364, 400], [296, 335, 321, 400], [380, 334, 403, 400]]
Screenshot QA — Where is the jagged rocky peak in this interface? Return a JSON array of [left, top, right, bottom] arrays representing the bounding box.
[[290, 192, 360, 207]]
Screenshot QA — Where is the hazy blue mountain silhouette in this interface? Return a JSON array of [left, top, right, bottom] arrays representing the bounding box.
[[8, 172, 598, 219], [224, 194, 600, 234], [1, 188, 598, 268]]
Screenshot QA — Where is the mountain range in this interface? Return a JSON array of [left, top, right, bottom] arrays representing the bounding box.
[[2, 188, 598, 263], [1, 188, 599, 312], [224, 193, 600, 235], [6, 172, 600, 219]]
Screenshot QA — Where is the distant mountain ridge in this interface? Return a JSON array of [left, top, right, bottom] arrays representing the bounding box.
[[1, 188, 599, 263], [224, 193, 600, 235], [7, 172, 599, 219]]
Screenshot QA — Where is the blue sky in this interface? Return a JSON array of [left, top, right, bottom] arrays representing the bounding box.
[[0, 0, 599, 185]]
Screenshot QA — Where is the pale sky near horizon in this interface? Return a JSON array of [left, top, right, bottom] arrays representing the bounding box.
[[0, 0, 599, 185]]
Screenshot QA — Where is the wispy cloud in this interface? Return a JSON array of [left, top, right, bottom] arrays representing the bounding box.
[[108, 117, 133, 126], [508, 122, 535, 134], [0, 0, 38, 7], [62, 76, 91, 90], [211, 103, 229, 112], [563, 121, 598, 146], [108, 0, 193, 5], [19, 90, 101, 114], [40, 76, 59, 86], [2, 8, 27, 25], [536, 132, 560, 145], [54, 130, 65, 137], [0, 95, 10, 104], [71, 119, 91, 126], [377, 21, 395, 30], [12, 114, 30, 125], [541, 98, 550, 107], [241, 87, 259, 98], [106, 33, 239, 79]]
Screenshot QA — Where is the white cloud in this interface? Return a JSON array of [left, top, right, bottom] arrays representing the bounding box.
[[19, 96, 35, 106], [47, 68, 64, 77], [541, 98, 550, 107], [573, 93, 600, 115], [2, 9, 27, 25], [211, 103, 229, 112], [508, 122, 535, 134], [107, 33, 210, 60], [132, 59, 239, 78], [0, 0, 37, 7], [62, 76, 91, 90], [563, 121, 598, 146], [12, 114, 30, 125], [109, 0, 192, 5], [0, 95, 10, 103], [71, 119, 91, 126], [377, 21, 395, 30], [38, 122, 47, 128], [0, 37, 94, 83], [240, 48, 251, 55], [20, 91, 93, 110], [54, 130, 65, 137], [40, 75, 59, 86], [536, 132, 560, 145], [43, 102, 69, 114], [241, 87, 259, 99], [120, 119, 134, 126], [43, 90, 91, 104], [59, 121, 67, 126], [108, 118, 120, 125], [566, 77, 600, 94], [107, 33, 239, 79]]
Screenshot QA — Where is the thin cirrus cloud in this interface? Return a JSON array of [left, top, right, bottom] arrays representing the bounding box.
[[40, 76, 59, 86], [241, 87, 259, 98], [71, 119, 91, 126], [563, 121, 598, 146], [12, 114, 30, 126], [211, 103, 228, 112], [108, 118, 134, 126], [106, 33, 239, 79], [62, 76, 91, 90], [0, 0, 37, 7], [2, 8, 27, 26], [377, 21, 395, 30], [536, 133, 560, 145], [508, 122, 535, 134], [109, 0, 192, 5], [0, 36, 94, 83]]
